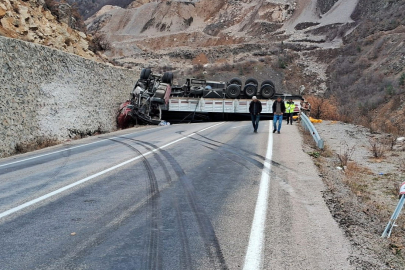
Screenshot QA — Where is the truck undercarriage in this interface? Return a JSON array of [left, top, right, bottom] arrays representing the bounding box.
[[117, 68, 301, 128]]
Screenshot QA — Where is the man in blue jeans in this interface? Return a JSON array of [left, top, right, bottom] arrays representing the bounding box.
[[249, 96, 262, 133], [272, 96, 286, 134]]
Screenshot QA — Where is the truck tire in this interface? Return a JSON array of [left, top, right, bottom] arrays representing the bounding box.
[[244, 84, 257, 98], [260, 84, 275, 99], [140, 68, 151, 80], [229, 77, 242, 86], [190, 86, 203, 96], [245, 78, 258, 86], [226, 84, 241, 98], [261, 80, 274, 88], [162, 72, 173, 85]]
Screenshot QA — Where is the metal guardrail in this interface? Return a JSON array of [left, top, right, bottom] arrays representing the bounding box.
[[300, 112, 324, 149], [382, 182, 405, 238], [382, 194, 405, 238]]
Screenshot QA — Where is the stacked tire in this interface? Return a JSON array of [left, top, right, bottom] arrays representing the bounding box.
[[225, 77, 242, 98], [140, 68, 151, 80], [226, 77, 275, 99], [162, 72, 173, 85], [260, 80, 275, 99], [243, 78, 258, 98]]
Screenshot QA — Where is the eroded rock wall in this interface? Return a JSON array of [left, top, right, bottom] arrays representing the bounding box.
[[0, 36, 137, 157]]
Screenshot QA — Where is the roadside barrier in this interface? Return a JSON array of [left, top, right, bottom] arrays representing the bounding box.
[[300, 112, 324, 149], [382, 182, 405, 238]]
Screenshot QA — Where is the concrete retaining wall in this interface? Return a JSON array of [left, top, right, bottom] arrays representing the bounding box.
[[0, 36, 138, 157]]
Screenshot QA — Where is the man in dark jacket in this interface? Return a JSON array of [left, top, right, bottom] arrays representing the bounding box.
[[249, 96, 262, 133], [272, 96, 286, 134]]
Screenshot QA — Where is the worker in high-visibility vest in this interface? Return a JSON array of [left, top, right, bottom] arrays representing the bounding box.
[[285, 98, 295, 125]]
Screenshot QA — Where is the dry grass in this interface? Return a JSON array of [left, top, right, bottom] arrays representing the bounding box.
[[305, 95, 341, 120], [344, 161, 373, 197], [14, 138, 60, 155], [300, 125, 317, 148], [400, 158, 405, 172]]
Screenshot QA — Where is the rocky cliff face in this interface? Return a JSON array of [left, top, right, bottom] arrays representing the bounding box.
[[85, 0, 405, 132], [85, 0, 361, 95], [0, 35, 137, 158], [66, 0, 134, 19], [0, 0, 101, 61]]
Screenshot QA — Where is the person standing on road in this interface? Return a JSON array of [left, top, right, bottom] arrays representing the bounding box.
[[285, 98, 295, 125], [249, 96, 262, 133], [272, 96, 286, 134]]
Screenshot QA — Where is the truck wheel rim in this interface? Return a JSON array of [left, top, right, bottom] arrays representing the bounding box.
[[246, 86, 255, 96]]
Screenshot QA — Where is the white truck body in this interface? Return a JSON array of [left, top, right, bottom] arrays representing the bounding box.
[[167, 98, 301, 114]]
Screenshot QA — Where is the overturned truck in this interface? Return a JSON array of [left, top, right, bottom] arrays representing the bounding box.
[[117, 68, 301, 127]]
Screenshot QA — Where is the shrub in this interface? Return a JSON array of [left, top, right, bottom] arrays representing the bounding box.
[[278, 57, 287, 69], [337, 143, 355, 170], [400, 73, 405, 86], [369, 138, 386, 158], [305, 95, 340, 120]]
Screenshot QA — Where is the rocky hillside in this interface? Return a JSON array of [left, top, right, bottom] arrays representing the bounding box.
[[66, 0, 134, 19], [325, 0, 405, 133], [0, 0, 101, 61], [85, 0, 405, 134], [86, 0, 363, 94]]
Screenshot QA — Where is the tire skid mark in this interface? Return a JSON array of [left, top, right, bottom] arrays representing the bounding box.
[[122, 137, 228, 270], [201, 145, 251, 170], [108, 139, 162, 270], [193, 132, 299, 173], [49, 145, 71, 180], [41, 185, 174, 270], [131, 140, 193, 270], [188, 137, 264, 170]]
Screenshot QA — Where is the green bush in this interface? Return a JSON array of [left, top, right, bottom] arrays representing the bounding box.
[[399, 73, 405, 86]]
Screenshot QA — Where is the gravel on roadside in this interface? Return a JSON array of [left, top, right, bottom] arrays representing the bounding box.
[[300, 120, 405, 269]]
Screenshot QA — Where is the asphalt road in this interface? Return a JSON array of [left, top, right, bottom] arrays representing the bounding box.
[[0, 121, 352, 270]]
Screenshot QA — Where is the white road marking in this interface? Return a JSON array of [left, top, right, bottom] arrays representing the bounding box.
[[0, 136, 122, 168], [0, 122, 224, 220], [243, 120, 273, 270], [231, 124, 249, 129], [0, 124, 216, 168]]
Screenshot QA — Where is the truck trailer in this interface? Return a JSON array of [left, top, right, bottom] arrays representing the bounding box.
[[117, 68, 302, 127]]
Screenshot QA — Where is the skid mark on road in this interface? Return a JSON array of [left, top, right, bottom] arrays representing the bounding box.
[[108, 139, 162, 270], [193, 131, 314, 179], [0, 122, 223, 221], [131, 140, 193, 270], [124, 137, 228, 270], [188, 137, 264, 170], [201, 145, 251, 170]]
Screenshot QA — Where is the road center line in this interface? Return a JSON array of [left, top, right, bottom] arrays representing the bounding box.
[[243, 120, 273, 270], [0, 122, 224, 220]]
